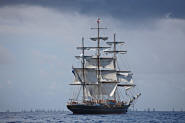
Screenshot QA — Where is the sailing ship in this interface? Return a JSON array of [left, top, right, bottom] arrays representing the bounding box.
[[67, 18, 141, 114]]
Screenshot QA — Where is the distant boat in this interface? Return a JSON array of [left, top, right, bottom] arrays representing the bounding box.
[[67, 18, 141, 114]]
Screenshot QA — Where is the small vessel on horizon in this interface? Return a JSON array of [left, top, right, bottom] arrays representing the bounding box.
[[67, 18, 141, 114]]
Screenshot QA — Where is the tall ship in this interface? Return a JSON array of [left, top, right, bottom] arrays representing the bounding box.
[[67, 18, 141, 114]]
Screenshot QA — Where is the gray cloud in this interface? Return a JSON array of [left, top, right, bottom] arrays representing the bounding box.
[[0, 0, 185, 22]]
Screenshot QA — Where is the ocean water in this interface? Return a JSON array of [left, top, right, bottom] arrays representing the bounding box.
[[0, 111, 185, 123]]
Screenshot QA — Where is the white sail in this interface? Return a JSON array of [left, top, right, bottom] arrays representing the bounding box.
[[101, 83, 117, 97], [117, 71, 133, 82], [125, 79, 134, 90], [84, 85, 97, 98], [84, 86, 92, 98], [100, 70, 117, 82], [85, 57, 114, 69], [73, 68, 117, 97], [110, 84, 117, 97], [73, 68, 98, 84], [117, 71, 134, 90], [85, 83, 117, 98], [73, 68, 117, 83]]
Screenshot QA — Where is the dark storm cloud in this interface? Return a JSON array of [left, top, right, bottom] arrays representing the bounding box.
[[0, 0, 185, 21]]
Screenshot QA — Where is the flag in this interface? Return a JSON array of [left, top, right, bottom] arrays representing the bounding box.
[[97, 17, 100, 23]]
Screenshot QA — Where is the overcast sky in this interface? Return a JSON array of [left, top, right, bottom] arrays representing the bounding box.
[[0, 0, 185, 111]]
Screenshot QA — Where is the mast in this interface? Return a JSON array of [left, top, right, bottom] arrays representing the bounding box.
[[113, 33, 117, 100], [106, 34, 126, 100], [82, 37, 85, 102], [97, 18, 101, 100], [90, 18, 107, 100], [113, 33, 116, 69]]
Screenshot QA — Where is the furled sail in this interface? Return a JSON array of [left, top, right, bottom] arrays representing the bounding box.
[[77, 46, 110, 50], [75, 55, 92, 59], [90, 37, 108, 41], [85, 57, 114, 69], [106, 41, 125, 45], [104, 50, 127, 54]]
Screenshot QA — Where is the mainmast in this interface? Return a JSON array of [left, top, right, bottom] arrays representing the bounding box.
[[90, 18, 108, 100], [97, 18, 101, 100], [82, 37, 85, 102]]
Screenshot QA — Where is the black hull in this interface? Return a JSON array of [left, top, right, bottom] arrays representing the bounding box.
[[67, 104, 130, 114]]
